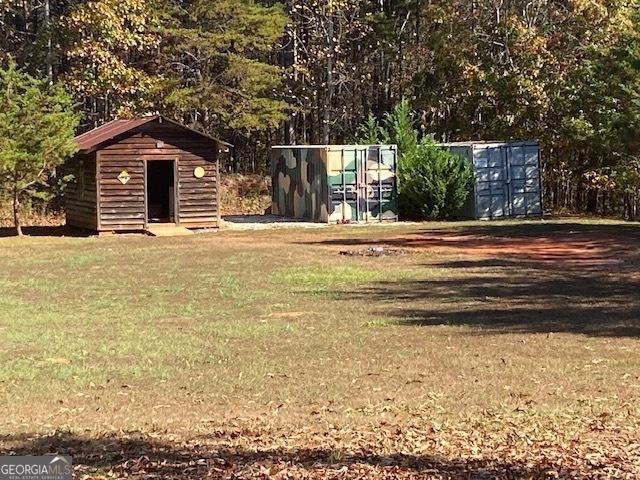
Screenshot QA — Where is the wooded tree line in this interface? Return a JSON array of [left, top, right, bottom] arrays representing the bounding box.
[[1, 0, 640, 218]]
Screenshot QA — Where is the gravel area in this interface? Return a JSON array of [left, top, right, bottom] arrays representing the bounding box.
[[221, 215, 328, 230], [221, 215, 416, 230]]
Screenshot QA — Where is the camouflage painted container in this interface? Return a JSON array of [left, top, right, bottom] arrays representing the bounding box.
[[271, 145, 398, 223]]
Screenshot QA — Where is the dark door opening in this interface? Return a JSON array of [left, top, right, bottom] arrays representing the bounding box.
[[147, 161, 176, 223]]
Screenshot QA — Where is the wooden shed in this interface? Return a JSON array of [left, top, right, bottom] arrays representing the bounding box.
[[66, 115, 230, 234]]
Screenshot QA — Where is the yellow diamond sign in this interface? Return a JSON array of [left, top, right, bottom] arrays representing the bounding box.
[[117, 170, 131, 185]]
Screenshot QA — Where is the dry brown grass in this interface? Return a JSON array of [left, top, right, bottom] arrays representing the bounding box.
[[0, 218, 639, 478], [0, 203, 63, 229], [219, 173, 271, 215]]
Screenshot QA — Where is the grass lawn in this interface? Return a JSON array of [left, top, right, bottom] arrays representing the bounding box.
[[0, 218, 639, 479]]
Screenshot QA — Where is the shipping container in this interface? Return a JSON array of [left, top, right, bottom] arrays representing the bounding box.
[[442, 141, 543, 219], [271, 145, 398, 223]]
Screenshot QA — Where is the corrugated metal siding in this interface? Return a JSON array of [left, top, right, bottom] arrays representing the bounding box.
[[444, 141, 542, 219], [271, 147, 329, 221], [271, 145, 398, 223]]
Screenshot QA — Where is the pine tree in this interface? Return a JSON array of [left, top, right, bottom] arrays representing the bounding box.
[[382, 97, 418, 159], [0, 62, 79, 235], [356, 113, 383, 144], [158, 0, 290, 137]]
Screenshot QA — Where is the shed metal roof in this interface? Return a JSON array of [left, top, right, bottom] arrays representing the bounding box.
[[75, 115, 232, 153]]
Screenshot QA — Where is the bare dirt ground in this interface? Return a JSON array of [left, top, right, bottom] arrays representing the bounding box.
[[365, 224, 637, 269], [0, 218, 639, 479]]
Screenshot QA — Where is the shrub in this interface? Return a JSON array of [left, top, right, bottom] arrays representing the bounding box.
[[0, 62, 79, 235], [356, 99, 473, 220], [355, 98, 418, 155], [380, 98, 418, 155], [356, 113, 385, 145], [398, 139, 473, 220]]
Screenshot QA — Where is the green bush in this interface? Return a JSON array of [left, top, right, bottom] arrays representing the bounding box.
[[356, 99, 473, 220], [398, 139, 473, 220], [0, 62, 78, 235]]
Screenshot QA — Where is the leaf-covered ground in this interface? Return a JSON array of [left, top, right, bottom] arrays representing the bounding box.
[[1, 218, 639, 479]]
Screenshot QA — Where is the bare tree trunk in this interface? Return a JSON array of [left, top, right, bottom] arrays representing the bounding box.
[[44, 0, 53, 83], [301, 111, 307, 144], [13, 185, 23, 236], [288, 16, 298, 144], [323, 6, 334, 144]]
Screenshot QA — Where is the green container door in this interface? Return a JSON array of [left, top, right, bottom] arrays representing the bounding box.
[[327, 146, 397, 223], [366, 146, 397, 221]]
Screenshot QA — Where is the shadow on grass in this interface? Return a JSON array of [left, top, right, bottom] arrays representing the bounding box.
[[0, 431, 577, 479], [306, 221, 640, 337], [0, 225, 93, 238], [347, 265, 640, 337]]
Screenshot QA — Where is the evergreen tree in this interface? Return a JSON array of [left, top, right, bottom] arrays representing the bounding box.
[[158, 0, 289, 137], [356, 113, 383, 144], [381, 98, 419, 159], [398, 138, 473, 220], [0, 62, 79, 235], [357, 97, 472, 220]]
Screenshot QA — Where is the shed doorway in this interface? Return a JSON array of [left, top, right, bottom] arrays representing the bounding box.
[[146, 160, 176, 224]]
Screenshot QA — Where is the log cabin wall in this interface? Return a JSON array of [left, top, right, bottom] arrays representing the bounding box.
[[97, 150, 145, 231], [65, 153, 98, 230], [176, 141, 219, 227], [95, 121, 219, 231]]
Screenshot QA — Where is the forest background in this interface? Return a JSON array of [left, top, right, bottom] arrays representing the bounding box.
[[2, 0, 640, 217]]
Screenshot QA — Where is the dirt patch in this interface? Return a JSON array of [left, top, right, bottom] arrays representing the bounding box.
[[320, 223, 640, 271], [407, 232, 633, 269], [339, 246, 409, 257]]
